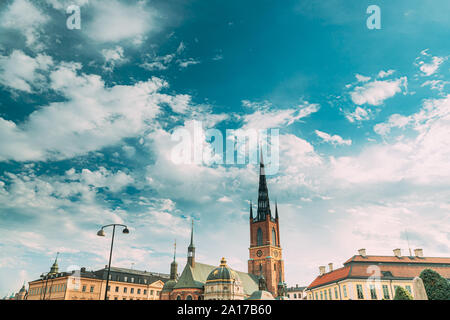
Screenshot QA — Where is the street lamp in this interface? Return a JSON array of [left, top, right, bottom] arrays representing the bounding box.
[[97, 224, 130, 300]]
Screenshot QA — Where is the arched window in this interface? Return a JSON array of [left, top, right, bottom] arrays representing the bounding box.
[[257, 228, 263, 246], [272, 228, 277, 246], [176, 295, 181, 300], [186, 295, 192, 300]]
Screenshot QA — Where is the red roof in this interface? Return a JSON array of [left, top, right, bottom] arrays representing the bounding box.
[[307, 266, 351, 289], [307, 255, 450, 290]]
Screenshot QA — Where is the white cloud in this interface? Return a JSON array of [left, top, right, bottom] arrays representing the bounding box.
[[0, 0, 49, 49], [373, 114, 411, 136], [350, 77, 408, 106], [315, 130, 352, 146], [377, 69, 395, 78], [355, 74, 370, 82], [177, 58, 200, 68], [241, 101, 319, 131], [0, 50, 53, 92], [420, 56, 445, 76], [0, 61, 197, 161], [85, 0, 158, 44], [345, 106, 370, 123], [101, 46, 126, 71]]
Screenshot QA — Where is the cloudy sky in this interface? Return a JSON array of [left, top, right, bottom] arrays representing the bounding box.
[[0, 0, 449, 295]]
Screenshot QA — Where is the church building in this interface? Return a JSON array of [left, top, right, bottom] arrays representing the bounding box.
[[161, 154, 287, 300]]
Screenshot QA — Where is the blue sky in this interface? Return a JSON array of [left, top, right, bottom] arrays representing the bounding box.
[[0, 0, 449, 295]]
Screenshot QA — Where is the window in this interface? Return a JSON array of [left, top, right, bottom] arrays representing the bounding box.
[[144, 290, 147, 295], [382, 285, 390, 299], [82, 285, 86, 292], [124, 276, 128, 282], [315, 292, 318, 300], [328, 289, 332, 300], [115, 286, 119, 292], [150, 290, 154, 295], [137, 289, 141, 294], [107, 286, 110, 292], [157, 291, 160, 296], [257, 228, 263, 246], [334, 287, 339, 299], [324, 290, 327, 300], [320, 291, 323, 300], [176, 295, 181, 300], [123, 298, 127, 300], [131, 277, 134, 283], [131, 288, 134, 294], [356, 284, 364, 299], [114, 297, 118, 300], [294, 293, 297, 299], [90, 286, 94, 293], [186, 295, 192, 300], [405, 285, 412, 294], [272, 228, 277, 246], [370, 285, 377, 299], [124, 287, 127, 293]]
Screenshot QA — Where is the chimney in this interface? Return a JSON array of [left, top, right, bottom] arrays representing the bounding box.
[[319, 266, 326, 276], [393, 248, 402, 258], [80, 267, 86, 273], [414, 248, 423, 258], [328, 263, 333, 272], [358, 248, 367, 257]]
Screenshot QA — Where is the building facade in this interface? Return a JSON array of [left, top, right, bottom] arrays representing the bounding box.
[[287, 285, 307, 300], [26, 256, 169, 300], [306, 248, 450, 300]]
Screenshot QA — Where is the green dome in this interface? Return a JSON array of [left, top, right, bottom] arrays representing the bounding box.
[[246, 290, 274, 300], [162, 279, 177, 292], [206, 258, 239, 283]]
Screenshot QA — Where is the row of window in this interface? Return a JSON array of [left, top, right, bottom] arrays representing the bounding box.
[[311, 284, 412, 300], [108, 275, 152, 285], [107, 286, 160, 296], [29, 284, 66, 295]]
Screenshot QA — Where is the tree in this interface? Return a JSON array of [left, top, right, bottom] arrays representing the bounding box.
[[393, 286, 413, 300], [419, 269, 450, 300]]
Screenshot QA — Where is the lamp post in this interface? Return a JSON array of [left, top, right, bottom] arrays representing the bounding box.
[[97, 224, 130, 300]]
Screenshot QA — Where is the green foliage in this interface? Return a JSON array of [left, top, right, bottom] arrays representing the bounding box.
[[393, 286, 413, 300], [419, 269, 450, 300]]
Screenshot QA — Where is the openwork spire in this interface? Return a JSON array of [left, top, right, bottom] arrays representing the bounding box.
[[256, 147, 271, 221]]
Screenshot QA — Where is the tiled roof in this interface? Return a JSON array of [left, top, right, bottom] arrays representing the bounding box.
[[307, 266, 351, 289], [344, 255, 450, 265]]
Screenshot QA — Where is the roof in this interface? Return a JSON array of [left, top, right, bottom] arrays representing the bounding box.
[[344, 255, 450, 265], [102, 267, 170, 278], [286, 286, 306, 292], [246, 290, 274, 300], [307, 266, 351, 289], [173, 262, 259, 296], [308, 255, 450, 290]]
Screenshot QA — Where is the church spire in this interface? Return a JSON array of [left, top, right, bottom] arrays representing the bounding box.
[[275, 201, 279, 220], [49, 252, 59, 275], [187, 219, 195, 267], [170, 240, 178, 280], [256, 146, 271, 221]]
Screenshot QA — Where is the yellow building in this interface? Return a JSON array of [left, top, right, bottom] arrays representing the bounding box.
[[27, 258, 169, 300], [306, 248, 450, 300]]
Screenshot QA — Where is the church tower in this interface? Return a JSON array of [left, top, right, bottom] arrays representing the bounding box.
[[248, 152, 284, 297]]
